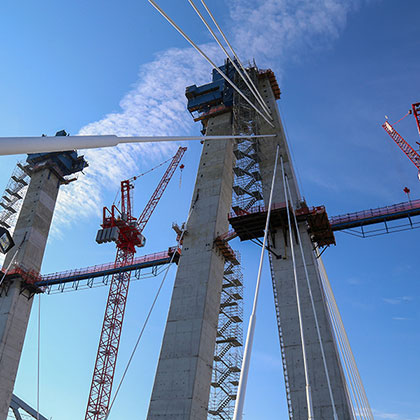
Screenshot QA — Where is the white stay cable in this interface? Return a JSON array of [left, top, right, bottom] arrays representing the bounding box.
[[285, 177, 338, 420], [281, 156, 314, 420], [37, 294, 41, 420], [187, 0, 272, 119], [317, 256, 371, 419], [200, 0, 271, 118], [148, 0, 274, 128], [318, 257, 373, 419], [104, 206, 195, 420], [319, 269, 362, 419], [232, 144, 280, 420]]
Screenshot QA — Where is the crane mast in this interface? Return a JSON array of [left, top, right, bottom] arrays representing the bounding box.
[[84, 147, 186, 420]]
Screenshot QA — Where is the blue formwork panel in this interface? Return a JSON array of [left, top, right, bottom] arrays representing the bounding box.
[[185, 61, 236, 116]]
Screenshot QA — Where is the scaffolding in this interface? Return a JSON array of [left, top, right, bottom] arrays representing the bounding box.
[[208, 258, 244, 420], [208, 64, 265, 420], [0, 162, 32, 231], [231, 65, 265, 215]]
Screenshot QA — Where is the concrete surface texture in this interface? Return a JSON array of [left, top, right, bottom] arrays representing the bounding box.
[[0, 167, 61, 420], [147, 112, 235, 420], [257, 74, 353, 419]]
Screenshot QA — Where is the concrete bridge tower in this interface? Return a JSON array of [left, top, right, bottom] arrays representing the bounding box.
[[0, 145, 87, 420], [147, 63, 353, 420]]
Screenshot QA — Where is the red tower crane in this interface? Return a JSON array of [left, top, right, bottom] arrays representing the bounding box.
[[382, 102, 420, 179], [84, 146, 187, 420], [412, 102, 420, 137]]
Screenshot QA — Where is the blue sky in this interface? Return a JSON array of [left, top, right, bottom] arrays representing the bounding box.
[[1, 1, 420, 419]]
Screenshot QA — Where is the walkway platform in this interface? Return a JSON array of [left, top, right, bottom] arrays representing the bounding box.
[[1, 247, 181, 294]]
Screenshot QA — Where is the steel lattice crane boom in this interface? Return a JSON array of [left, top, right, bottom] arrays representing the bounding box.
[[382, 102, 420, 179], [412, 102, 420, 137], [84, 146, 187, 420], [382, 121, 420, 171]]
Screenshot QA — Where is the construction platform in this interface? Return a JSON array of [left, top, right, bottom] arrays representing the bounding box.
[[229, 202, 335, 247], [229, 199, 420, 246]]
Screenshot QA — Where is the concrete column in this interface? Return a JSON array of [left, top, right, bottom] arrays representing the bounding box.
[[0, 167, 61, 420], [257, 75, 353, 419], [147, 112, 235, 420]]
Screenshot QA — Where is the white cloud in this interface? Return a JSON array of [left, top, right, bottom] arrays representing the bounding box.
[[373, 409, 420, 420], [228, 0, 369, 68], [382, 296, 413, 305], [52, 0, 373, 234], [51, 45, 220, 236]]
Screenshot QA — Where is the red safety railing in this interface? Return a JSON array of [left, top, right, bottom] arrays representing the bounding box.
[[229, 202, 324, 219], [329, 199, 420, 226], [2, 247, 180, 286]]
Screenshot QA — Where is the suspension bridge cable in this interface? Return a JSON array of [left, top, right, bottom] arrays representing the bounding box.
[[104, 207, 194, 420], [200, 0, 271, 118], [316, 256, 363, 419], [317, 257, 373, 419], [187, 0, 272, 119], [148, 0, 274, 128], [233, 144, 279, 420], [320, 270, 361, 419], [319, 258, 371, 420], [36, 294, 41, 420], [285, 177, 338, 420], [317, 255, 372, 419], [281, 156, 314, 420], [278, 102, 305, 201]]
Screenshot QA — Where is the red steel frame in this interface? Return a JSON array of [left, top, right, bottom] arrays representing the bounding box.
[[412, 102, 420, 137], [84, 147, 186, 420], [382, 120, 420, 171]]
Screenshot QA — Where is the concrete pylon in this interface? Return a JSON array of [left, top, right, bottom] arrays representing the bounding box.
[[147, 112, 235, 420], [0, 152, 86, 420], [257, 74, 353, 419]]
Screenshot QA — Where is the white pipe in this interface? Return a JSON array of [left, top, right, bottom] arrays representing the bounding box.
[[148, 0, 275, 128], [200, 0, 271, 116], [281, 157, 314, 420], [187, 0, 272, 119], [0, 134, 275, 156], [233, 144, 280, 420]]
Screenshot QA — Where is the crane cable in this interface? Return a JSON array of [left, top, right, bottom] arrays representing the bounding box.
[[391, 110, 411, 126], [280, 156, 314, 420], [104, 206, 195, 420], [112, 153, 178, 206], [284, 176, 338, 420]]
